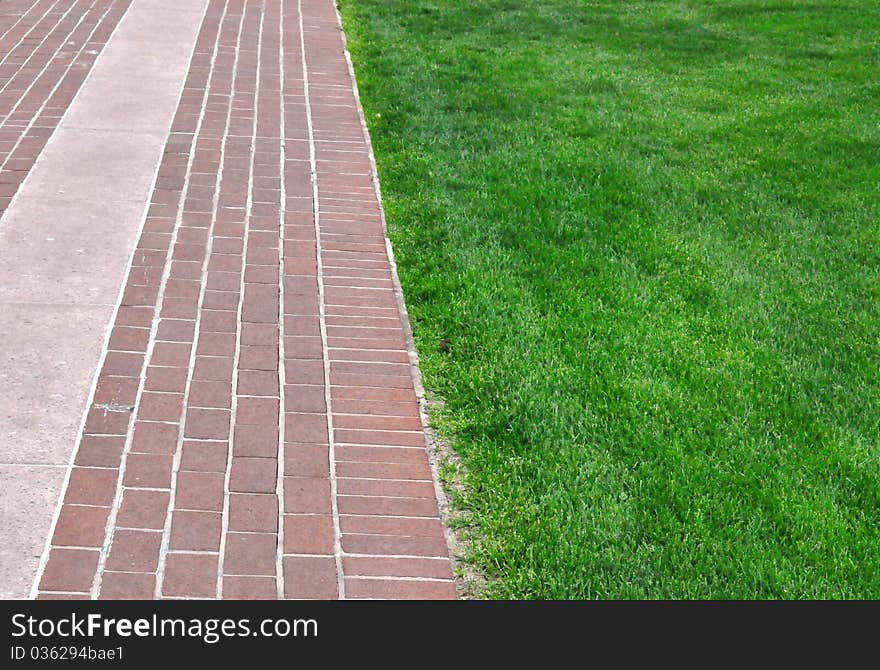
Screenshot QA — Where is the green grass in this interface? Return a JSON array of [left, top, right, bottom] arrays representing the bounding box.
[[337, 0, 880, 598]]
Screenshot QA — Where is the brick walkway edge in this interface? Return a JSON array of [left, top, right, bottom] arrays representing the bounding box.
[[32, 0, 456, 600]]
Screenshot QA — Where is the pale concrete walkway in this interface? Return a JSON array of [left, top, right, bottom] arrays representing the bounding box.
[[0, 0, 454, 600]]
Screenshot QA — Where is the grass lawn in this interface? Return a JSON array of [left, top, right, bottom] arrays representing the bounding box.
[[338, 0, 880, 598]]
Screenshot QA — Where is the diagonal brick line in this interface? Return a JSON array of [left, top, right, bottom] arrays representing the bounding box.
[[31, 0, 456, 600], [0, 0, 57, 44], [0, 0, 133, 215], [0, 0, 96, 107]]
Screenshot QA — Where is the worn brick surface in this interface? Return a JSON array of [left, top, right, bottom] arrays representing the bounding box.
[[38, 0, 454, 600]]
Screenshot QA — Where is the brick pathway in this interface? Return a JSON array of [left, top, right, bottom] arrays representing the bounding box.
[[24, 0, 455, 600], [0, 0, 132, 215]]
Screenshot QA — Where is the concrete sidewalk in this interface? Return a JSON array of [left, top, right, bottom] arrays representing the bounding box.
[[0, 0, 455, 600]]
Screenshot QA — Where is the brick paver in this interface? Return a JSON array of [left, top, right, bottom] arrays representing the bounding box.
[[32, 0, 454, 600], [0, 0, 133, 215]]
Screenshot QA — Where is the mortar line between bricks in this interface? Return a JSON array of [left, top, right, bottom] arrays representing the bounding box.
[[27, 0, 170, 600], [217, 0, 265, 599], [155, 0, 247, 599], [274, 0, 287, 601], [87, 0, 216, 600], [298, 0, 345, 600], [0, 0, 72, 96], [329, 0, 458, 582], [0, 0, 126, 207]]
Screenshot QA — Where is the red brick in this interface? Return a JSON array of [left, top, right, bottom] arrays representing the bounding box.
[[336, 445, 426, 464], [180, 440, 228, 472], [284, 442, 329, 477], [223, 532, 276, 575], [109, 326, 150, 352], [200, 310, 237, 333], [131, 421, 179, 454], [52, 505, 110, 547], [342, 556, 453, 580], [335, 461, 432, 480], [284, 336, 322, 359], [284, 385, 325, 412], [123, 453, 173, 488], [138, 393, 184, 422], [84, 406, 130, 435], [284, 359, 324, 384], [106, 530, 162, 572], [233, 424, 278, 457], [336, 478, 436, 498], [223, 576, 277, 599], [65, 467, 118, 506], [170, 510, 222, 551], [284, 413, 327, 443], [244, 265, 279, 284], [283, 515, 334, 555], [283, 477, 331, 513], [333, 415, 423, 431], [151, 342, 192, 367], [239, 345, 277, 370], [116, 306, 153, 327], [99, 572, 156, 600], [228, 493, 278, 533], [144, 366, 188, 393], [339, 515, 444, 538], [202, 289, 240, 310], [117, 489, 170, 530], [93, 376, 139, 406], [156, 319, 195, 342], [184, 408, 230, 439], [334, 429, 425, 447], [331, 385, 413, 402], [337, 495, 439, 518], [241, 323, 279, 346], [163, 553, 218, 598], [75, 435, 124, 468], [341, 534, 448, 557], [344, 578, 455, 600], [283, 556, 337, 599], [193, 356, 234, 382], [175, 471, 225, 510], [238, 370, 279, 396], [206, 271, 239, 292], [196, 332, 236, 356], [283, 316, 319, 335], [230, 457, 276, 493], [40, 549, 99, 592], [330, 348, 410, 363], [189, 380, 232, 408], [237, 396, 278, 425]]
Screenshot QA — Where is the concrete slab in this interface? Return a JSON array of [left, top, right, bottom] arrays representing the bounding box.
[[62, 78, 184, 134], [0, 303, 113, 465], [0, 465, 66, 599], [19, 128, 164, 204], [85, 34, 202, 82], [0, 197, 146, 304]]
